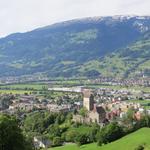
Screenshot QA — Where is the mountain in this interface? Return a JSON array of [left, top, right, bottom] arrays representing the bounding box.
[[81, 30, 150, 78], [0, 15, 150, 78]]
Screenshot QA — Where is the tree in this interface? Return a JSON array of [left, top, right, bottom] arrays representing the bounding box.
[[134, 114, 150, 129], [75, 133, 88, 146], [126, 108, 135, 121], [52, 137, 62, 147], [0, 114, 33, 150], [79, 107, 88, 117], [64, 130, 78, 142], [122, 108, 135, 129], [0, 95, 13, 110], [55, 113, 65, 124], [88, 124, 99, 142], [47, 124, 64, 139], [23, 111, 58, 133], [97, 122, 124, 145]]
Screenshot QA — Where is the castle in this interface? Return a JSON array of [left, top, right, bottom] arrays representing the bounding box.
[[73, 89, 106, 124]]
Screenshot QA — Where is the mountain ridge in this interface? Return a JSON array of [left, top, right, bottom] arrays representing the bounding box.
[[3, 15, 150, 38], [0, 16, 150, 78]]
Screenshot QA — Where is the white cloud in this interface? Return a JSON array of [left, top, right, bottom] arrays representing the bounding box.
[[0, 0, 149, 37]]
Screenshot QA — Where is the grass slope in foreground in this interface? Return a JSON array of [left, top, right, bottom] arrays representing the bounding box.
[[49, 128, 150, 150]]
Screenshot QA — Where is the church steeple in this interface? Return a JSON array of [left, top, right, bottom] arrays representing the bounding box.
[[83, 89, 94, 111]]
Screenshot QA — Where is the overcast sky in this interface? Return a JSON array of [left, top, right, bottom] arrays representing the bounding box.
[[0, 0, 150, 37]]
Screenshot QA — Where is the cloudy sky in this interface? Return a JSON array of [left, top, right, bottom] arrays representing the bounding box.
[[0, 0, 150, 37]]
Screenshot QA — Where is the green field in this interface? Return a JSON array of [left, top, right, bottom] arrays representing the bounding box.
[[128, 99, 150, 109], [128, 99, 150, 104], [0, 90, 32, 94], [86, 84, 150, 92], [49, 128, 150, 150], [0, 81, 149, 94], [0, 83, 48, 90], [0, 83, 48, 94], [66, 126, 93, 135]]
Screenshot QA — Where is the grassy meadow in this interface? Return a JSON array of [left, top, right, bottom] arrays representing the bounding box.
[[0, 83, 48, 94], [128, 99, 150, 109], [0, 79, 149, 95], [49, 128, 150, 150]]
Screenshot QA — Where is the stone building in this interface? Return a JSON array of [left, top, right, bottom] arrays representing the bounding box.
[[73, 89, 106, 124], [83, 89, 94, 111], [88, 104, 106, 123]]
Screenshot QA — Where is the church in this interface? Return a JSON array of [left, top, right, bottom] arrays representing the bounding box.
[[73, 89, 106, 124]]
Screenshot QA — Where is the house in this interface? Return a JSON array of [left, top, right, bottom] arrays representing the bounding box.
[[134, 111, 142, 121], [33, 136, 51, 149]]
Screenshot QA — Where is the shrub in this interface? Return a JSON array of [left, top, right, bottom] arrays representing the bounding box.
[[135, 145, 144, 150], [75, 133, 88, 145], [52, 137, 62, 147]]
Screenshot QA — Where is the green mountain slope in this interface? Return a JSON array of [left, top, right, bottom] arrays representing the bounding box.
[[0, 16, 150, 78], [50, 128, 150, 150], [81, 31, 150, 78]]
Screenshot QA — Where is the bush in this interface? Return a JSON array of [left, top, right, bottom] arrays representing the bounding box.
[[75, 133, 88, 146], [135, 144, 145, 150], [52, 137, 62, 147], [97, 122, 124, 145], [97, 139, 103, 146], [65, 130, 78, 142]]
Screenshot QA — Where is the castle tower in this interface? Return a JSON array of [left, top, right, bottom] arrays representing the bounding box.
[[83, 89, 94, 111]]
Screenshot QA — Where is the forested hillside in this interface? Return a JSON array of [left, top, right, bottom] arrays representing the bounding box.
[[0, 16, 150, 78]]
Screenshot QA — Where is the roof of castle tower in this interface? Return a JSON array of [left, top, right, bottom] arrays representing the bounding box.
[[83, 89, 92, 98]]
